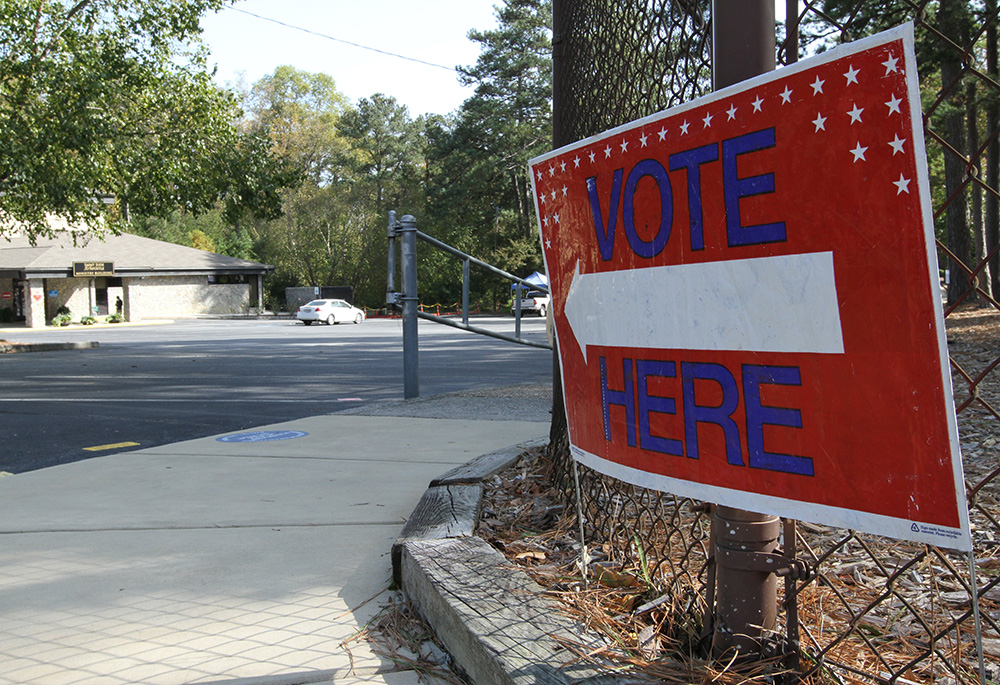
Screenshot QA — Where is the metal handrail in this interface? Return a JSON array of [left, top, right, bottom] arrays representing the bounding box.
[[387, 211, 552, 398]]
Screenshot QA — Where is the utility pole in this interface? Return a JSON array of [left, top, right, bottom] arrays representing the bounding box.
[[710, 0, 782, 659]]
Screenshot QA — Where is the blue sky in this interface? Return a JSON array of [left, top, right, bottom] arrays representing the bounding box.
[[199, 0, 501, 117]]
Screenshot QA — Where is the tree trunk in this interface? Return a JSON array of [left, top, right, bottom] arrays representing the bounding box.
[[939, 0, 973, 307], [987, 0, 1000, 300], [968, 80, 986, 297]]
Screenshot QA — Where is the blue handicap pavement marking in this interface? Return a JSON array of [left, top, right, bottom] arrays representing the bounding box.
[[217, 430, 309, 443]]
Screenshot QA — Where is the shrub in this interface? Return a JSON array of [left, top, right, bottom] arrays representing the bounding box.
[[56, 305, 70, 317], [106, 313, 124, 323], [52, 313, 71, 326], [80, 316, 97, 325]]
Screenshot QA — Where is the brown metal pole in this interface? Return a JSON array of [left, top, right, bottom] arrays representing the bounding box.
[[552, 0, 569, 147], [712, 0, 776, 90], [710, 0, 781, 660], [550, 0, 569, 478], [784, 0, 799, 65], [713, 506, 781, 655]]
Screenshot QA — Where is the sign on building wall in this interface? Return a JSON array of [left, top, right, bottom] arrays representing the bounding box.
[[73, 261, 115, 277], [530, 24, 970, 550]]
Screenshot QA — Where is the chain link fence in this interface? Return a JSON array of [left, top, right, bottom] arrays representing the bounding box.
[[546, 1, 1000, 682]]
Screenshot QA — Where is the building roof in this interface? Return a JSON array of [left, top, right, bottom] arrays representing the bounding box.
[[0, 232, 273, 278]]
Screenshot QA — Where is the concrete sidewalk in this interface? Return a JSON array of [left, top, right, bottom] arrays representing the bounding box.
[[0, 386, 551, 684]]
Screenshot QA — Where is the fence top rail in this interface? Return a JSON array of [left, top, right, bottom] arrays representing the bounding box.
[[416, 310, 552, 350], [413, 229, 548, 294]]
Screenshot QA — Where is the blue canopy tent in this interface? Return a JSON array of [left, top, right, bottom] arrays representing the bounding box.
[[511, 271, 549, 291]]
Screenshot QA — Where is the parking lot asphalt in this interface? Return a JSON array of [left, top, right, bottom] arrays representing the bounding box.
[[0, 316, 553, 474]]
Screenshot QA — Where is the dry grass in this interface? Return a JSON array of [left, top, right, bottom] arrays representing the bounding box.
[[340, 593, 468, 684], [478, 452, 802, 683]]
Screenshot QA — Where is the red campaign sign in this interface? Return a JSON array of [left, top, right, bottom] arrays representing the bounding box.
[[530, 25, 970, 550]]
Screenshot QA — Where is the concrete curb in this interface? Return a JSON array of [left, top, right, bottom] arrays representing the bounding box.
[[394, 439, 627, 685], [0, 319, 174, 333], [0, 341, 99, 354]]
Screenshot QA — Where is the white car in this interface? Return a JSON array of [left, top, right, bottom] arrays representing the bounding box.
[[296, 299, 366, 325]]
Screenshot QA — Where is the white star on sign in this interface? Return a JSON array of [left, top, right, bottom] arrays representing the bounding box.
[[543, 215, 549, 226], [561, 185, 568, 196], [536, 169, 543, 182], [702, 112, 714, 128], [885, 94, 902, 115], [680, 120, 690, 134], [640, 133, 648, 147], [559, 160, 566, 172], [657, 126, 668, 141], [553, 213, 561, 223], [604, 145, 612, 158], [548, 165, 555, 176], [850, 142, 868, 162], [848, 104, 864, 124], [811, 76, 825, 94], [726, 104, 738, 120], [752, 95, 764, 112], [894, 174, 911, 194], [882, 54, 899, 75], [844, 65, 860, 85], [588, 150, 596, 163], [780, 86, 793, 104], [620, 139, 629, 153], [573, 156, 581, 167], [545, 238, 551, 248], [888, 134, 906, 155], [539, 193, 547, 205], [550, 189, 556, 200], [813, 113, 827, 131]]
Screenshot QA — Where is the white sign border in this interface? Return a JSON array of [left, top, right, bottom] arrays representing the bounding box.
[[532, 23, 972, 552]]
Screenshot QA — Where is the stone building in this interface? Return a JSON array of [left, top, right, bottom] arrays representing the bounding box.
[[0, 232, 273, 328]]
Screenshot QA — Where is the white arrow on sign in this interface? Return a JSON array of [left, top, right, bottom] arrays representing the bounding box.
[[563, 251, 845, 363]]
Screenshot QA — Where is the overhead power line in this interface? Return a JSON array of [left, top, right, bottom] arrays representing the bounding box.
[[225, 6, 459, 73]]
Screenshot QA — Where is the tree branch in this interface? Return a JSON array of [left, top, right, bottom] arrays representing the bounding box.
[[38, 0, 97, 62]]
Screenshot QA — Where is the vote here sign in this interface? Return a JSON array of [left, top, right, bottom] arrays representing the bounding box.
[[530, 24, 971, 550]]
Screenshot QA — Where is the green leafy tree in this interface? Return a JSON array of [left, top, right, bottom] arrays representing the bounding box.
[[247, 66, 349, 185], [424, 0, 552, 307], [334, 94, 426, 305], [257, 184, 366, 291], [240, 68, 357, 302], [338, 94, 425, 209], [132, 209, 225, 250], [0, 0, 296, 242], [240, 70, 419, 307]]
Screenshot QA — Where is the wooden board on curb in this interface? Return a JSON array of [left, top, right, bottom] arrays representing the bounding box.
[[430, 438, 546, 486], [392, 484, 482, 587], [400, 537, 624, 685]]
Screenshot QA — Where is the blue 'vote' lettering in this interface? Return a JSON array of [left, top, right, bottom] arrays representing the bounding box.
[[586, 127, 787, 259]]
